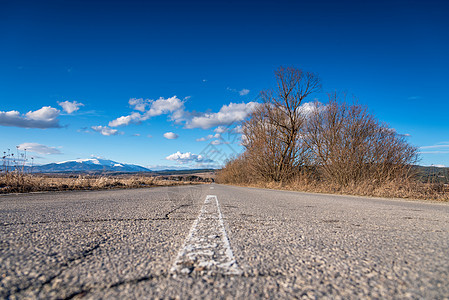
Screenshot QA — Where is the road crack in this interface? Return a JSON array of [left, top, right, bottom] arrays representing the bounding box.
[[164, 204, 191, 219], [63, 274, 167, 300]]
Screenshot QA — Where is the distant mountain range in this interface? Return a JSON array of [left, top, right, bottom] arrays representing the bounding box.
[[31, 158, 151, 173]]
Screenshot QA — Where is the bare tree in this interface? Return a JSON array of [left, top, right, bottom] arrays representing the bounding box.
[[218, 67, 425, 197], [242, 67, 321, 182], [305, 93, 418, 186]]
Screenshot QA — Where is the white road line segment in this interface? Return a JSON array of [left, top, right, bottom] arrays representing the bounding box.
[[170, 195, 242, 276]]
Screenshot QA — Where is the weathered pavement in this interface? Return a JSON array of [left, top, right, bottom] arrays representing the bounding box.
[[1, 184, 448, 299]]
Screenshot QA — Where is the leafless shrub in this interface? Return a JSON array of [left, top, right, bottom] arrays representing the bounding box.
[[305, 93, 418, 186], [216, 155, 252, 184], [1, 147, 30, 192], [218, 67, 449, 200], [242, 66, 321, 182]]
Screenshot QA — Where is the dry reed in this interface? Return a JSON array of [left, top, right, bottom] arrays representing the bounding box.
[[0, 174, 199, 194], [217, 175, 449, 202]]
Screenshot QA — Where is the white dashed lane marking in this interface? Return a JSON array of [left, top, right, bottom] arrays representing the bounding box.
[[170, 195, 242, 276]]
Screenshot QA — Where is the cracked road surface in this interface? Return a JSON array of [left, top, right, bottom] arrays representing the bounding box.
[[1, 184, 449, 299]]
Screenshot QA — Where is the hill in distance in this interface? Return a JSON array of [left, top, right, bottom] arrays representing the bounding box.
[[31, 158, 151, 173]]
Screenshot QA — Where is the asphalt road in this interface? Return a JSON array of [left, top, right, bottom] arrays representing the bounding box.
[[1, 184, 448, 299]]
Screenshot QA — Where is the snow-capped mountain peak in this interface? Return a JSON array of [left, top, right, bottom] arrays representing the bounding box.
[[33, 158, 150, 173]]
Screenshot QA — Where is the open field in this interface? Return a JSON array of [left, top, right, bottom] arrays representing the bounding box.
[[415, 165, 449, 184], [0, 173, 211, 194]]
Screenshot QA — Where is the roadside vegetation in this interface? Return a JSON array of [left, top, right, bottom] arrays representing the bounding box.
[[0, 173, 200, 194], [0, 150, 208, 194], [217, 67, 448, 201]]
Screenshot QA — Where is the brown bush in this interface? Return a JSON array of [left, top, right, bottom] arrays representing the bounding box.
[[216, 155, 252, 184], [217, 67, 448, 201], [305, 93, 418, 187]]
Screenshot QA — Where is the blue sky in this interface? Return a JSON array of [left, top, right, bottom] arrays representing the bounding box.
[[1, 0, 448, 169]]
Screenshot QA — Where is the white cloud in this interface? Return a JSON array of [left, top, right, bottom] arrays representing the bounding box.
[[227, 87, 250, 96], [25, 106, 60, 121], [239, 89, 250, 96], [109, 112, 142, 127], [420, 143, 449, 150], [166, 151, 212, 164], [163, 132, 178, 139], [298, 101, 322, 116], [211, 140, 222, 145], [91, 125, 121, 136], [0, 106, 61, 128], [129, 98, 149, 112], [109, 96, 186, 127], [419, 143, 449, 155], [233, 125, 243, 133], [108, 96, 259, 132], [214, 126, 228, 133], [17, 143, 61, 155], [58, 101, 84, 114], [146, 96, 185, 119], [186, 102, 259, 129], [196, 133, 221, 142]]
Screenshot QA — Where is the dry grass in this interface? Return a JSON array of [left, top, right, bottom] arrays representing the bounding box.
[[0, 173, 200, 194], [222, 177, 449, 202], [216, 160, 449, 201]]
